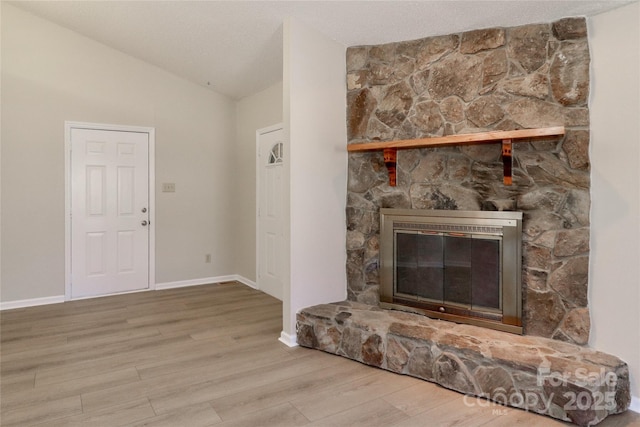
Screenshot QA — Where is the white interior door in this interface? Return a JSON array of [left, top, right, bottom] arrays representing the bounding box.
[[257, 126, 285, 300], [70, 127, 150, 298]]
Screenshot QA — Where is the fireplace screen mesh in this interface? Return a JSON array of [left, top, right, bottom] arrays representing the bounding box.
[[395, 232, 501, 312]]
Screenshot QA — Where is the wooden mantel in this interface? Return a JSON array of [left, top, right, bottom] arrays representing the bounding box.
[[347, 126, 565, 186]]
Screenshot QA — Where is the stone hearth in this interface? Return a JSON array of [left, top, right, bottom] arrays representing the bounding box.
[[297, 302, 630, 426]]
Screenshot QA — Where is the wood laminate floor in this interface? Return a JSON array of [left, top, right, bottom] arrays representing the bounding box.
[[1, 282, 638, 426]]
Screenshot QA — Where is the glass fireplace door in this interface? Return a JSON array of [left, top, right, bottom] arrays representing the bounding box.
[[394, 231, 501, 312]]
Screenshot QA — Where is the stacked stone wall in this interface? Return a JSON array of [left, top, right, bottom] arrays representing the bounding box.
[[346, 17, 591, 344]]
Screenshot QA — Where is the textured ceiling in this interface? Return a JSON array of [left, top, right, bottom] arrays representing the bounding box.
[[9, 1, 634, 99]]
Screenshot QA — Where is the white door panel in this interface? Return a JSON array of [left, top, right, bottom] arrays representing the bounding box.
[[71, 128, 150, 298], [257, 127, 285, 300]]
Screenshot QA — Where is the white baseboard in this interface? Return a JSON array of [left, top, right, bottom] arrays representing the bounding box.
[[155, 275, 236, 290], [233, 275, 257, 289], [0, 295, 65, 311], [1, 275, 258, 310], [155, 274, 256, 290], [630, 395, 640, 413], [279, 330, 298, 347]]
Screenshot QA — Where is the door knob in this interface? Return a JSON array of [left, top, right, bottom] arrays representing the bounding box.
[[141, 220, 148, 226], [141, 207, 147, 213]]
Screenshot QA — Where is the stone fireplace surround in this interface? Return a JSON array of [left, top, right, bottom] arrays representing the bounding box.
[[345, 17, 592, 345], [296, 16, 631, 426]]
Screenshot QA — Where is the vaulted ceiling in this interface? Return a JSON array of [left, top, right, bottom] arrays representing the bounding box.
[[9, 1, 633, 99]]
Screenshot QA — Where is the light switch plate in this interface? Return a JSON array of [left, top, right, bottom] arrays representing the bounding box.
[[162, 183, 176, 192]]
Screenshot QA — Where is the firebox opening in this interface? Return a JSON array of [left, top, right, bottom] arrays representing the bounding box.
[[380, 209, 523, 334]]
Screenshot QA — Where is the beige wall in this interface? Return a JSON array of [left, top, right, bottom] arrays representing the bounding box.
[[282, 18, 348, 342], [1, 4, 237, 301], [589, 1, 640, 404], [234, 82, 284, 282]]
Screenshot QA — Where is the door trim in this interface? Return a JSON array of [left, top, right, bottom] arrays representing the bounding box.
[[256, 123, 284, 297], [65, 121, 156, 301]]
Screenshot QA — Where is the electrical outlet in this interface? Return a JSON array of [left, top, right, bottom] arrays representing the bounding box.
[[205, 254, 211, 263], [162, 183, 176, 193]]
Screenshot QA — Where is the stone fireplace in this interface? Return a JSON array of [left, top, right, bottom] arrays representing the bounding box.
[[296, 16, 631, 426], [379, 209, 523, 334], [345, 17, 591, 345]]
